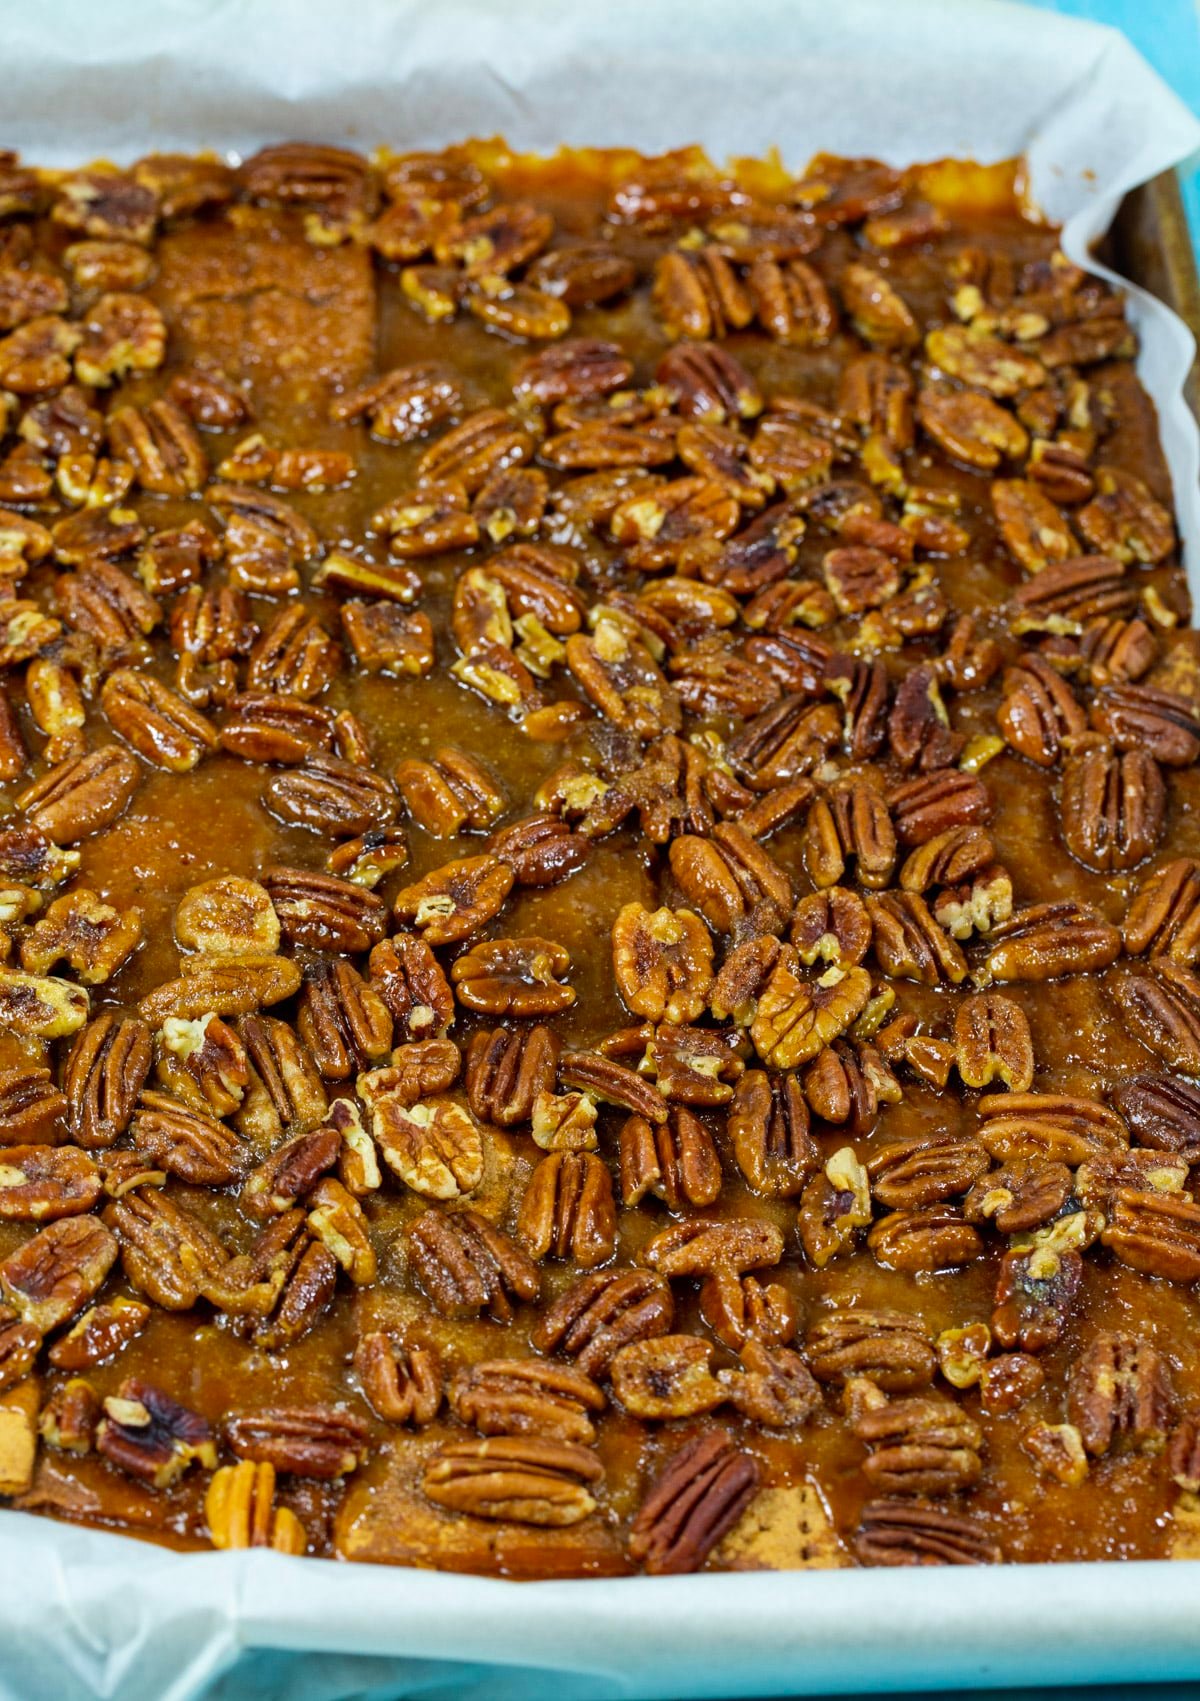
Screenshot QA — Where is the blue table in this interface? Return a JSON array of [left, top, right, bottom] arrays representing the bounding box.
[[1030, 0, 1200, 236]]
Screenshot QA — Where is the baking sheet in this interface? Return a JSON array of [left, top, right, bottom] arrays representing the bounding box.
[[2, 2, 1200, 1697]]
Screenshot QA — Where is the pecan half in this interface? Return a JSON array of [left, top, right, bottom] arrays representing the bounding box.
[[1067, 1333, 1172, 1456], [517, 1152, 617, 1267], [393, 854, 514, 946], [354, 1331, 443, 1426], [855, 1499, 1000, 1565], [998, 655, 1087, 766], [642, 1215, 784, 1277], [371, 1094, 483, 1201], [698, 1268, 797, 1352], [807, 1309, 935, 1391], [47, 1295, 149, 1370], [803, 778, 897, 890], [64, 1014, 151, 1149], [104, 1187, 227, 1311], [0, 1214, 117, 1331], [983, 901, 1121, 983], [463, 1023, 558, 1128], [954, 992, 1034, 1091], [17, 744, 140, 843], [1115, 958, 1200, 1073], [0, 1065, 68, 1147], [450, 1358, 606, 1443], [1123, 859, 1200, 964], [611, 903, 714, 1025], [1060, 737, 1164, 872], [262, 865, 387, 955], [1101, 1188, 1200, 1282], [628, 1431, 759, 1574], [451, 936, 575, 1017], [21, 889, 143, 984], [368, 933, 454, 1042], [225, 1406, 369, 1478], [1110, 1074, 1200, 1161], [727, 1069, 818, 1196], [0, 969, 89, 1038], [206, 1460, 306, 1554], [96, 1379, 216, 1486], [424, 1436, 603, 1527], [854, 1392, 983, 1495], [101, 668, 216, 772], [619, 1107, 721, 1211], [408, 1207, 539, 1322], [750, 952, 872, 1071], [532, 1268, 674, 1379], [265, 752, 396, 839]]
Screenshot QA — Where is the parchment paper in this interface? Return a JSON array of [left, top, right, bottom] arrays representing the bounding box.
[[2, 3, 1199, 1697]]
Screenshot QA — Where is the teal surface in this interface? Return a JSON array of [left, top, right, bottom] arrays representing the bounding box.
[[1030, 0, 1200, 235]]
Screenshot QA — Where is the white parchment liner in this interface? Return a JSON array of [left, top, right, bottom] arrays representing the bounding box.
[[1, 2, 1199, 1696]]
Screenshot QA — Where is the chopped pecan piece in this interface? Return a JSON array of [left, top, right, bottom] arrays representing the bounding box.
[[0, 1307, 42, 1393]]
